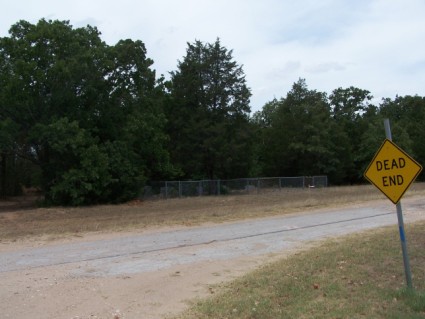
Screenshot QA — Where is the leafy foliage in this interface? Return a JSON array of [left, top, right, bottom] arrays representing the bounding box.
[[253, 80, 425, 184], [380, 95, 425, 180], [0, 19, 170, 203], [1, 18, 425, 203], [256, 79, 340, 180], [167, 39, 253, 179]]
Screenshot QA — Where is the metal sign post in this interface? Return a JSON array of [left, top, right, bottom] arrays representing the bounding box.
[[364, 119, 422, 289], [384, 119, 413, 289]]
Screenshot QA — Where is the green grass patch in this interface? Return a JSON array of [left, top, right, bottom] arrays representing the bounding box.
[[178, 222, 425, 319]]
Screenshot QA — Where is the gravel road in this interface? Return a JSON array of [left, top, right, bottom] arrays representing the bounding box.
[[1, 197, 424, 319]]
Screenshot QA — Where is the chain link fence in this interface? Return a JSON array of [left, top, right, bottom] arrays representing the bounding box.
[[143, 176, 328, 199]]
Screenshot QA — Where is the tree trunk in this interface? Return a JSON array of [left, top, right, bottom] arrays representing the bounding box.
[[0, 152, 6, 197]]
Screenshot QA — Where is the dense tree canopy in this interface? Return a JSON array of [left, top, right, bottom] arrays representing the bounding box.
[[166, 39, 253, 179], [0, 19, 171, 204], [1, 19, 424, 205], [252, 81, 425, 184]]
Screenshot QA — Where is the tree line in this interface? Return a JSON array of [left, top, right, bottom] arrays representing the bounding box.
[[1, 19, 424, 205]]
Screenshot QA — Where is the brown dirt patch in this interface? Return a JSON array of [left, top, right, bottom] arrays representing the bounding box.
[[4, 184, 425, 242]]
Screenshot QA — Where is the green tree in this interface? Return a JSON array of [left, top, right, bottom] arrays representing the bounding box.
[[250, 99, 280, 176], [167, 39, 252, 179], [355, 115, 385, 178], [259, 79, 339, 180], [329, 87, 377, 183], [0, 119, 22, 196], [0, 19, 171, 204], [379, 95, 425, 180]]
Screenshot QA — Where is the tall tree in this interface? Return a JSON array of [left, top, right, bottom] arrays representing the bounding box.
[[0, 119, 21, 196], [250, 99, 280, 176], [167, 39, 252, 179], [329, 87, 376, 183], [258, 79, 339, 180], [379, 95, 425, 180], [0, 19, 171, 204]]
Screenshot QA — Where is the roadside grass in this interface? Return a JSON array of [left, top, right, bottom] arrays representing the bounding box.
[[0, 183, 424, 241], [177, 221, 425, 319]]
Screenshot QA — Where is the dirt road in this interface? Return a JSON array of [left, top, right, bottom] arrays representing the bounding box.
[[1, 197, 424, 319]]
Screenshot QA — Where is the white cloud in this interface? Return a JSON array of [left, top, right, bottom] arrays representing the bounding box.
[[305, 62, 346, 74], [1, 0, 425, 111]]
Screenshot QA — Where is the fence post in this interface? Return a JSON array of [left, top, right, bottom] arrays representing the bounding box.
[[179, 181, 182, 198], [165, 181, 168, 199], [217, 180, 220, 196]]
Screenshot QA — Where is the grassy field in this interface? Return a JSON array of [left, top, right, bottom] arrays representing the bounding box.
[[0, 183, 424, 241], [177, 221, 425, 319]]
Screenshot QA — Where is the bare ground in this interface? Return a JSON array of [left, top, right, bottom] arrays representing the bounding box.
[[1, 250, 277, 319], [1, 185, 425, 319], [3, 184, 423, 242]]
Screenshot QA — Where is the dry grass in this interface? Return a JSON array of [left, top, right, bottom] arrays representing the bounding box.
[[1, 183, 424, 241], [178, 221, 425, 319]]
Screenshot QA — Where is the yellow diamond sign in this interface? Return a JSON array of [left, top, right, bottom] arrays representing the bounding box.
[[364, 139, 422, 204]]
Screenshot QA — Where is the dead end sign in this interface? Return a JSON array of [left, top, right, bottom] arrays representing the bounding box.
[[364, 139, 423, 204]]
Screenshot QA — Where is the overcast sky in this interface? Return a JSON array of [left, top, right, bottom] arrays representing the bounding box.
[[1, 0, 425, 112]]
